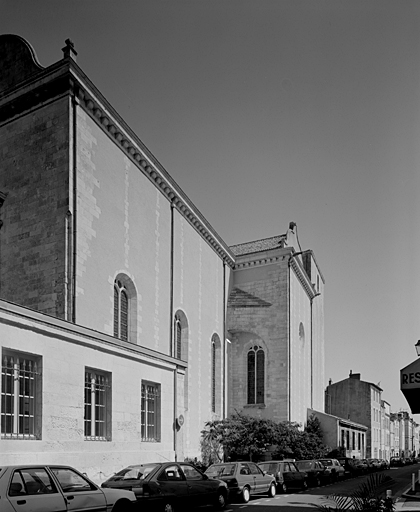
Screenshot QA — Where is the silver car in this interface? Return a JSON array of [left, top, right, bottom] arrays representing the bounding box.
[[0, 464, 136, 512]]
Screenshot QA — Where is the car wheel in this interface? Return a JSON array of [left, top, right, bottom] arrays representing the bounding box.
[[280, 482, 288, 493], [215, 490, 227, 510], [163, 502, 175, 512], [268, 482, 276, 498], [241, 487, 250, 503], [302, 479, 308, 490]]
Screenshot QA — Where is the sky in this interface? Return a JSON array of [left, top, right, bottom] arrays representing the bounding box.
[[2, 0, 420, 416]]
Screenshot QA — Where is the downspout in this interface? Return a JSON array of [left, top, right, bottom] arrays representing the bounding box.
[[170, 201, 177, 459], [223, 261, 226, 418]]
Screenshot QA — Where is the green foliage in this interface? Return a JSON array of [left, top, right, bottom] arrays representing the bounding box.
[[315, 473, 395, 512], [200, 412, 330, 463]]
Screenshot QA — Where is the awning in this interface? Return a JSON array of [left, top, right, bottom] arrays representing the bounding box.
[[400, 358, 420, 414]]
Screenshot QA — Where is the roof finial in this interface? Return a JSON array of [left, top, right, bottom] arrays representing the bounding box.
[[62, 39, 77, 61]]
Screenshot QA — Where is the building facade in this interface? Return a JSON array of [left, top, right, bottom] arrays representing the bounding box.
[[325, 371, 382, 458], [0, 35, 325, 480], [308, 409, 367, 458], [227, 229, 325, 427]]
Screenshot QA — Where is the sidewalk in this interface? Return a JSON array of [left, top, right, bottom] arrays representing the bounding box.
[[395, 482, 420, 511]]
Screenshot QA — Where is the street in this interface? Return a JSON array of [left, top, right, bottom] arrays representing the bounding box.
[[217, 465, 420, 512]]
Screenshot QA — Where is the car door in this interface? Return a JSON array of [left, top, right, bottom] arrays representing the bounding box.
[[154, 464, 189, 508], [49, 467, 107, 512], [7, 467, 67, 512], [238, 463, 254, 492], [179, 463, 215, 507], [248, 462, 268, 493], [287, 462, 301, 488]]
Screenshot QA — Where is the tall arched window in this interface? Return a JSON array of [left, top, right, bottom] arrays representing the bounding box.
[[211, 334, 222, 415], [113, 274, 137, 343], [247, 345, 265, 404], [212, 339, 216, 412], [175, 316, 182, 359]]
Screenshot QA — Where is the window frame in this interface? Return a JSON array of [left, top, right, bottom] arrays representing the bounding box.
[[1, 349, 42, 439], [141, 380, 161, 442], [247, 345, 265, 405], [84, 368, 112, 441]]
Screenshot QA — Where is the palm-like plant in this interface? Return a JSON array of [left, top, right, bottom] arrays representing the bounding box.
[[316, 473, 395, 512]]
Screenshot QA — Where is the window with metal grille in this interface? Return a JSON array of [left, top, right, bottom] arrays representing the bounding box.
[[84, 369, 111, 441], [1, 351, 41, 439], [141, 382, 161, 442], [175, 317, 182, 359], [247, 345, 264, 405], [114, 280, 128, 341]]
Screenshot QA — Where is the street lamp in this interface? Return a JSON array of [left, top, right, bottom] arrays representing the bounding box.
[[416, 340, 420, 357]]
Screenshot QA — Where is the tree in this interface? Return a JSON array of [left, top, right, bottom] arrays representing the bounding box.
[[200, 413, 329, 463]]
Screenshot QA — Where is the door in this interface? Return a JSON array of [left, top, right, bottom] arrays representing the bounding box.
[[155, 464, 189, 509], [179, 463, 214, 507], [7, 468, 67, 512], [248, 463, 268, 493], [49, 467, 107, 511]]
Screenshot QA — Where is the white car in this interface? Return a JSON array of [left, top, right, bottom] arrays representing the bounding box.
[[0, 464, 136, 512], [319, 459, 345, 480]]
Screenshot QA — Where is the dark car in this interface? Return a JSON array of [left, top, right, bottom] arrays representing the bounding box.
[[258, 460, 308, 493], [205, 461, 276, 503], [294, 460, 330, 487], [390, 456, 404, 467], [0, 464, 136, 512], [337, 457, 369, 477], [101, 462, 228, 511]]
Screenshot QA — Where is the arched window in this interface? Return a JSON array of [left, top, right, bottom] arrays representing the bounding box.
[[173, 311, 188, 360], [247, 345, 265, 404], [175, 317, 182, 359], [212, 340, 216, 412], [211, 334, 222, 414], [113, 274, 137, 343]]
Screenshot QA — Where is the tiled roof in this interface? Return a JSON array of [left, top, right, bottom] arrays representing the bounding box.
[[227, 288, 272, 308], [230, 234, 286, 256]]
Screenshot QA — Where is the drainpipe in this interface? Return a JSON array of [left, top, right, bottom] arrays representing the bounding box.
[[223, 261, 226, 418], [310, 292, 320, 410], [170, 202, 174, 355]]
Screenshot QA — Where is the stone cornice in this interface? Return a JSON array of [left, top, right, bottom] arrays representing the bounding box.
[[0, 57, 236, 268], [289, 256, 318, 300]]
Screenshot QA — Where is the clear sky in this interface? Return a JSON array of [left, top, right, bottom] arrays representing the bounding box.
[[2, 0, 420, 417]]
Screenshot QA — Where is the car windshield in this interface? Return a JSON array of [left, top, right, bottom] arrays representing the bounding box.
[[205, 464, 235, 477], [259, 463, 279, 473], [295, 462, 311, 470], [320, 460, 332, 465], [112, 464, 160, 480]]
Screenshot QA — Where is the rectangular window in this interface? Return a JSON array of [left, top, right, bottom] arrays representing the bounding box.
[[84, 369, 111, 441], [141, 381, 161, 442], [1, 350, 42, 439]]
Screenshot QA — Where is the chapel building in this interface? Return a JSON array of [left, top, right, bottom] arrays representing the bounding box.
[[0, 35, 325, 480]]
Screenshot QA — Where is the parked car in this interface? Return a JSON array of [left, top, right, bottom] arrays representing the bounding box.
[[318, 459, 345, 480], [294, 460, 331, 487], [379, 459, 390, 470], [337, 457, 365, 478], [366, 459, 382, 471], [101, 461, 228, 511], [205, 461, 276, 503], [0, 464, 136, 512], [390, 456, 405, 467], [258, 460, 308, 492], [354, 459, 369, 473]]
